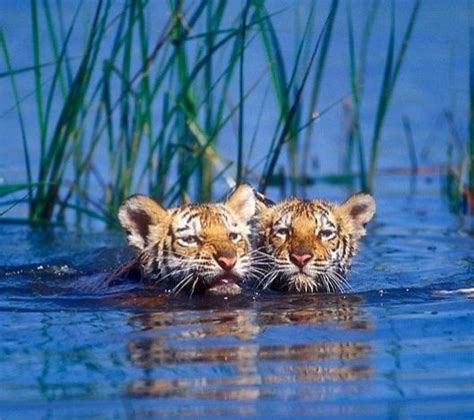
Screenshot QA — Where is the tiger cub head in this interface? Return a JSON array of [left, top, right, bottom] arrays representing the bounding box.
[[118, 184, 256, 295], [256, 193, 375, 293]]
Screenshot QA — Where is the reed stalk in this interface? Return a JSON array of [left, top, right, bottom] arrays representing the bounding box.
[[366, 0, 420, 190], [0, 1, 426, 226], [469, 2, 474, 198]]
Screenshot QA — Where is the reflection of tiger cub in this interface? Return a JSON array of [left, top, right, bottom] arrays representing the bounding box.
[[255, 193, 375, 293], [115, 184, 256, 295]]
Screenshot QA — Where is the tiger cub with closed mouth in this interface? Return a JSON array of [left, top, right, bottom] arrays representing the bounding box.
[[113, 184, 257, 296], [255, 193, 375, 293]]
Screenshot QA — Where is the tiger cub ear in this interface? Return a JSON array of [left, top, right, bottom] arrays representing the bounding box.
[[118, 194, 168, 250], [339, 192, 376, 239], [224, 183, 256, 224], [253, 189, 275, 215]]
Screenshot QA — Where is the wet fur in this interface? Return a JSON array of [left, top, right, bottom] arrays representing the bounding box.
[[113, 184, 258, 296], [255, 193, 375, 293]]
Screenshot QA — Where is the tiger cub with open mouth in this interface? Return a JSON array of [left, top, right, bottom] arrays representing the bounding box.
[[254, 192, 376, 293], [112, 184, 257, 296]]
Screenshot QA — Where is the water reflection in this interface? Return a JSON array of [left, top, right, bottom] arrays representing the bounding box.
[[125, 295, 373, 401]]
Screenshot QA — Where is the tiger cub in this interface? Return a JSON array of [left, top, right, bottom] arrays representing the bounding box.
[[255, 193, 375, 293], [114, 184, 256, 296]]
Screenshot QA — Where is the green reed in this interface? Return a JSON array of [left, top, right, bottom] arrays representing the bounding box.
[[432, 4, 474, 213], [0, 0, 423, 226], [257, 0, 339, 194], [448, 4, 474, 212], [346, 0, 420, 192], [1, 0, 244, 225], [469, 4, 474, 199]]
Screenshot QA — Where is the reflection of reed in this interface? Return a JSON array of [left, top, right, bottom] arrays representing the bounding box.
[[125, 295, 373, 401]]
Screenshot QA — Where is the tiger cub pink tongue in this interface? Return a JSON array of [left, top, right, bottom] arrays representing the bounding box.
[[211, 274, 236, 287], [208, 273, 241, 294]]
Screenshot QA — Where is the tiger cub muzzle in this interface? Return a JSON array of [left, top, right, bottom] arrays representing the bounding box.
[[288, 245, 314, 269], [207, 247, 241, 294]]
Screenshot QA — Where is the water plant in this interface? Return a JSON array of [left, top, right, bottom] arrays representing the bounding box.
[[468, 4, 474, 208], [0, 0, 425, 226], [2, 0, 263, 226], [441, 4, 474, 213], [345, 0, 420, 192], [256, 0, 339, 195]]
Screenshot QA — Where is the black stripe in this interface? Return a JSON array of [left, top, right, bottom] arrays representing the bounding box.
[[176, 226, 191, 233], [315, 205, 330, 216]]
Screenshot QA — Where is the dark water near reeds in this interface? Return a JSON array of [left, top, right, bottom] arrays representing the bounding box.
[[1, 184, 473, 418]]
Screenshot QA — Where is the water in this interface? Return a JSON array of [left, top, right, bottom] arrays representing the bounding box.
[[0, 1, 470, 185], [0, 1, 473, 417], [1, 188, 473, 418]]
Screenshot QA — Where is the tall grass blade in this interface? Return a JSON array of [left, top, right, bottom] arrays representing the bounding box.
[[367, 0, 420, 189], [402, 116, 418, 173], [346, 4, 358, 170], [30, 0, 46, 148], [301, 0, 338, 183], [259, 0, 339, 192], [34, 0, 108, 221], [237, 1, 251, 184], [42, 2, 81, 170], [367, 1, 395, 189], [42, 0, 70, 97], [345, 1, 379, 190], [0, 31, 33, 211], [468, 1, 474, 199], [0, 60, 67, 79]]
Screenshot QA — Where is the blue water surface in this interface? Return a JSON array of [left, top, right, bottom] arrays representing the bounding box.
[[0, 0, 473, 417], [0, 185, 473, 418]]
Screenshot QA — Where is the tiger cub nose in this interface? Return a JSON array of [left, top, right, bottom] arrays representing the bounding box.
[[290, 252, 312, 268], [215, 251, 237, 271]]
